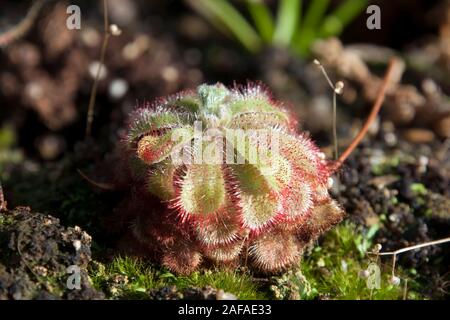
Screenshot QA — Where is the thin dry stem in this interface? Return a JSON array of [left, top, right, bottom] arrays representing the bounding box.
[[333, 92, 338, 159], [403, 279, 408, 300], [0, 0, 45, 48], [331, 58, 400, 172], [368, 237, 450, 291], [391, 254, 397, 276], [77, 169, 116, 191], [375, 237, 450, 257], [85, 0, 110, 138], [314, 59, 342, 160], [314, 59, 335, 90]]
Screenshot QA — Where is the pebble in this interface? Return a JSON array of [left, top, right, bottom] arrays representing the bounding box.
[[73, 240, 82, 251], [389, 275, 401, 286], [384, 132, 398, 146], [327, 177, 334, 188], [122, 35, 151, 61], [402, 129, 435, 144], [161, 66, 179, 83], [216, 290, 237, 300], [340, 260, 348, 273], [359, 269, 370, 279], [36, 134, 66, 160], [88, 61, 108, 80], [109, 78, 129, 100], [417, 155, 429, 173], [435, 115, 450, 138]]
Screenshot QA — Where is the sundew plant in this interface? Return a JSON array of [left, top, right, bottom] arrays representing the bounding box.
[[124, 83, 346, 274]]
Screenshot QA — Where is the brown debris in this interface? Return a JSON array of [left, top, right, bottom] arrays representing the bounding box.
[[0, 181, 7, 211], [312, 37, 450, 138]]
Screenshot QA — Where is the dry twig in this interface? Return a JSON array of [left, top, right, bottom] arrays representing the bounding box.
[[369, 236, 450, 290], [314, 59, 344, 160], [331, 58, 400, 172], [85, 0, 121, 138], [85, 0, 110, 138], [375, 237, 450, 257], [0, 180, 7, 210], [0, 0, 45, 48]]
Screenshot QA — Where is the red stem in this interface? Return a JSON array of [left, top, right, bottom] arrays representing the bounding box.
[[331, 58, 399, 173]]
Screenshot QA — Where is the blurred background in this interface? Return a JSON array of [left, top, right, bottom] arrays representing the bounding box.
[[0, 0, 449, 300], [0, 0, 449, 162]]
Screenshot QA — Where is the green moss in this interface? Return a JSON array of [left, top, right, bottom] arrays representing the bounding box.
[[89, 256, 266, 300], [89, 257, 163, 299], [0, 214, 15, 227], [0, 126, 23, 180], [410, 183, 428, 196], [90, 223, 424, 300], [298, 222, 421, 300], [371, 155, 400, 176], [423, 192, 450, 220], [270, 269, 316, 300], [0, 126, 15, 149], [170, 269, 266, 300]]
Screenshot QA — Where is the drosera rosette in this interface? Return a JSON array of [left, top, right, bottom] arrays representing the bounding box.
[[122, 60, 397, 274], [121, 82, 342, 274]]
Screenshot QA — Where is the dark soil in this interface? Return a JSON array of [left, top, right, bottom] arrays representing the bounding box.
[[0, 206, 104, 299], [334, 137, 450, 298], [0, 0, 449, 299]]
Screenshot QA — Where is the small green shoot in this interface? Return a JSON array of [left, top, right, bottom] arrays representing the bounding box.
[[273, 0, 302, 47], [186, 0, 263, 53], [186, 0, 368, 57], [246, 0, 275, 43]]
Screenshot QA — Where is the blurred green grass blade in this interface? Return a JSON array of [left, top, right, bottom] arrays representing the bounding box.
[[319, 0, 368, 38], [332, 0, 368, 25], [273, 0, 302, 47], [246, 0, 275, 43], [186, 0, 263, 53], [302, 0, 330, 29], [293, 28, 316, 56], [293, 0, 330, 55]]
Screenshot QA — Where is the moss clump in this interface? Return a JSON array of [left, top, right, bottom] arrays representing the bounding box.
[[90, 223, 424, 300], [370, 154, 401, 176], [270, 269, 315, 300], [410, 183, 428, 196], [423, 192, 450, 221], [298, 222, 421, 300], [89, 256, 266, 300], [0, 214, 14, 227]]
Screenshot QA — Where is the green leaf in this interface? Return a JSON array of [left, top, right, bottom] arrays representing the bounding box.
[[293, 0, 330, 55], [319, 0, 368, 38], [180, 165, 227, 216], [231, 164, 280, 229], [273, 0, 302, 47], [147, 162, 178, 200], [246, 0, 275, 43], [366, 224, 380, 240], [137, 127, 192, 165], [410, 183, 428, 196]]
